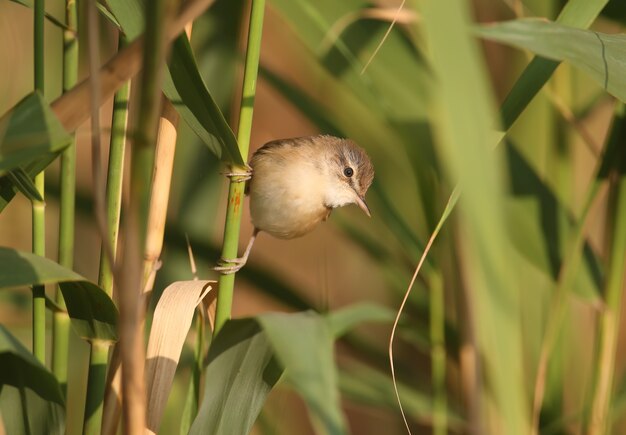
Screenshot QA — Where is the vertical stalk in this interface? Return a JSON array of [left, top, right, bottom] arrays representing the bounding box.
[[52, 0, 78, 394], [32, 0, 46, 364], [429, 271, 447, 435], [117, 0, 178, 432], [586, 104, 626, 435], [82, 35, 130, 435], [213, 0, 266, 336]]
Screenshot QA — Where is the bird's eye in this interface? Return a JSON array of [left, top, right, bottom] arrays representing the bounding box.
[[343, 167, 354, 177]]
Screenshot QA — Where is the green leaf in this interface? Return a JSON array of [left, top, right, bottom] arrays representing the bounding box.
[[0, 247, 118, 342], [0, 325, 65, 435], [95, 2, 122, 29], [499, 0, 608, 129], [479, 19, 626, 103], [0, 93, 71, 176], [326, 303, 394, 338], [105, 0, 243, 165], [257, 311, 347, 435], [6, 168, 43, 202], [165, 35, 243, 165], [422, 0, 528, 432], [189, 319, 281, 435], [191, 306, 388, 434], [504, 141, 602, 302], [0, 92, 71, 211]]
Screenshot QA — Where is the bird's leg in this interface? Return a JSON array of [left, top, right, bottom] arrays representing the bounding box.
[[214, 228, 259, 275]]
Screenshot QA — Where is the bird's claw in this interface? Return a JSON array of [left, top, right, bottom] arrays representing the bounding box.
[[213, 257, 246, 275], [222, 166, 253, 182]]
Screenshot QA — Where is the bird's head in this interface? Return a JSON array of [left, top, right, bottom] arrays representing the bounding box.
[[322, 137, 375, 217]]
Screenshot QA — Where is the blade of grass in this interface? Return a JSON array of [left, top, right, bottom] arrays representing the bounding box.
[[421, 0, 530, 432], [499, 0, 608, 130], [213, 0, 266, 335], [586, 103, 626, 435], [478, 19, 626, 103]]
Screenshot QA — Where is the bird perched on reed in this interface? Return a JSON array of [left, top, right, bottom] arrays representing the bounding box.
[[215, 135, 374, 274]]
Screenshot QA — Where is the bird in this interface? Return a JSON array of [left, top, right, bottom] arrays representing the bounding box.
[[215, 134, 375, 274]]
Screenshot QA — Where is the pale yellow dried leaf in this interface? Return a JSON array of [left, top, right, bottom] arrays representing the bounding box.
[[145, 280, 214, 435]]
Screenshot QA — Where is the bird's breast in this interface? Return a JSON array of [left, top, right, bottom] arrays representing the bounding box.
[[248, 154, 329, 239]]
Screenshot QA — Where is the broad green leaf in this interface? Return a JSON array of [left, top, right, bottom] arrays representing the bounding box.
[[165, 35, 242, 164], [499, 0, 608, 129], [479, 19, 626, 103], [0, 92, 71, 176], [422, 0, 528, 433], [257, 311, 347, 435], [0, 248, 118, 342], [0, 325, 65, 435], [190, 307, 389, 435], [189, 319, 281, 435], [105, 0, 243, 165], [0, 92, 71, 210]]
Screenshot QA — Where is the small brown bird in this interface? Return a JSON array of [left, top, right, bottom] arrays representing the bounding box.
[[216, 135, 375, 274]]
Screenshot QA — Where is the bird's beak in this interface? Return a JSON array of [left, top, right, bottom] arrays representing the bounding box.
[[355, 195, 371, 217]]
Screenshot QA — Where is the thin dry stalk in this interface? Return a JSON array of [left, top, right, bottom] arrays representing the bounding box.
[[389, 188, 460, 435], [319, 3, 417, 56], [360, 0, 406, 75]]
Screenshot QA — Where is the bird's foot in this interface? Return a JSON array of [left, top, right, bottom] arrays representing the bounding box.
[[223, 166, 253, 182], [213, 257, 247, 275]]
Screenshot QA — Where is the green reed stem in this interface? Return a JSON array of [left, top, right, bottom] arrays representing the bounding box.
[[429, 271, 447, 435], [213, 0, 266, 336], [51, 0, 78, 395], [82, 36, 130, 435], [32, 0, 46, 364]]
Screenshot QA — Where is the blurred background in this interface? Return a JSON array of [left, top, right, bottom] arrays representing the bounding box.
[[1, 0, 626, 433]]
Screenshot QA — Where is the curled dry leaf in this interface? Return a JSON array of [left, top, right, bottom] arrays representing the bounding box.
[[145, 280, 214, 435]]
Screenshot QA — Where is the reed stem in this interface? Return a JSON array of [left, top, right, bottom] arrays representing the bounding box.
[[213, 0, 266, 336], [32, 0, 46, 364], [429, 271, 447, 435], [51, 0, 78, 395], [82, 35, 130, 435]]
